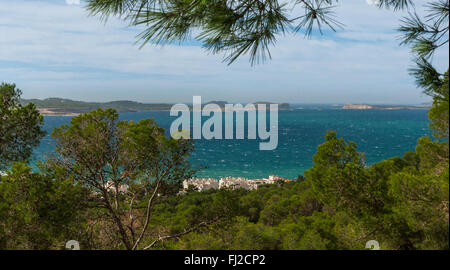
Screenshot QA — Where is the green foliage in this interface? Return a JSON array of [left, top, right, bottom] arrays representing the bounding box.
[[377, 0, 413, 11], [305, 130, 448, 249], [86, 0, 447, 66], [86, 0, 343, 65], [394, 0, 448, 103], [1, 127, 447, 249], [388, 168, 449, 249], [21, 97, 174, 113], [397, 0, 448, 60], [48, 108, 195, 250], [0, 83, 45, 170], [305, 131, 371, 213], [147, 179, 365, 250], [428, 71, 449, 138], [0, 163, 90, 249], [415, 136, 449, 171]]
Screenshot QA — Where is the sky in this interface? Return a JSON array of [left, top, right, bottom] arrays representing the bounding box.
[[0, 0, 448, 104]]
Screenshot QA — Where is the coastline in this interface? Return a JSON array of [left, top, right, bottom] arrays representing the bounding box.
[[37, 106, 291, 116], [38, 108, 80, 116]]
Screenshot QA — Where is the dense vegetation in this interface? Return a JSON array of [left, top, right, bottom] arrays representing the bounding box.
[[0, 83, 45, 170]]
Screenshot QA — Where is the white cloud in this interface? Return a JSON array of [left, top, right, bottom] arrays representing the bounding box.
[[66, 0, 80, 5], [336, 31, 398, 41], [0, 0, 446, 104]]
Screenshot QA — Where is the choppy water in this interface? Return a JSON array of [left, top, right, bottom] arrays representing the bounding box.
[[33, 105, 432, 180]]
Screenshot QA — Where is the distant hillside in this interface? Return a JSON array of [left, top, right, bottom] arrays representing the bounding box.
[[21, 98, 173, 115], [253, 101, 291, 110], [21, 98, 292, 115], [203, 101, 228, 108]]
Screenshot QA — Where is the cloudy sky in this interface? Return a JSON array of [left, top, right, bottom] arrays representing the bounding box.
[[0, 0, 448, 104]]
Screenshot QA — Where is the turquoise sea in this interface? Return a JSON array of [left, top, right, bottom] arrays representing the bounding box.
[[33, 105, 432, 180]]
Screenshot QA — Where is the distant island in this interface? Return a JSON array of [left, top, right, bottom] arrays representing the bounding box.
[[342, 104, 430, 110], [21, 98, 291, 116]]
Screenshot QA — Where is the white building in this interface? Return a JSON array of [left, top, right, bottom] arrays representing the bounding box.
[[183, 178, 219, 191], [219, 177, 276, 190], [181, 175, 288, 194], [219, 177, 257, 190], [268, 175, 280, 181]]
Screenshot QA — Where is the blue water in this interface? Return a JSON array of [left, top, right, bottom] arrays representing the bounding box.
[[33, 105, 432, 180]]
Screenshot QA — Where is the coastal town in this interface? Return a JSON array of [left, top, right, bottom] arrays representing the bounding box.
[[180, 175, 294, 193], [0, 171, 294, 194]]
